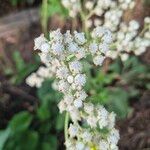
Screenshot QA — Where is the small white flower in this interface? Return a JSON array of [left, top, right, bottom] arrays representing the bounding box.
[[39, 53, 51, 64], [51, 42, 64, 55], [26, 73, 43, 87], [87, 115, 98, 128], [93, 55, 105, 66], [67, 75, 74, 83], [74, 31, 86, 45], [120, 53, 129, 61], [37, 66, 51, 78], [40, 42, 50, 53], [76, 142, 85, 150], [58, 100, 66, 113], [75, 90, 87, 101], [50, 29, 63, 42], [69, 60, 82, 74], [64, 30, 73, 44], [84, 103, 94, 114], [70, 109, 81, 122], [94, 19, 102, 26], [74, 98, 83, 108], [74, 74, 86, 86], [85, 19, 92, 28], [144, 17, 150, 24], [51, 58, 61, 68], [92, 26, 105, 38], [99, 140, 109, 150], [69, 123, 79, 137], [67, 42, 79, 52], [129, 20, 139, 31], [64, 94, 74, 105], [58, 80, 70, 93], [97, 106, 109, 129], [108, 112, 116, 129], [99, 43, 109, 54], [34, 34, 46, 50], [82, 131, 92, 142], [75, 47, 86, 60], [89, 42, 98, 55], [56, 67, 69, 79], [107, 129, 120, 145], [85, 1, 94, 10], [102, 30, 112, 43]]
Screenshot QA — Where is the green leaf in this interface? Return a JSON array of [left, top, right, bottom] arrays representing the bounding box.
[[0, 128, 11, 150], [48, 135, 57, 150], [109, 57, 123, 74], [11, 51, 40, 84], [37, 101, 51, 120], [37, 79, 62, 102], [38, 121, 52, 134], [107, 88, 131, 119], [47, 0, 68, 17], [19, 131, 39, 150], [12, 63, 39, 84], [13, 51, 25, 72], [4, 130, 39, 150], [41, 135, 57, 150], [9, 111, 33, 133]]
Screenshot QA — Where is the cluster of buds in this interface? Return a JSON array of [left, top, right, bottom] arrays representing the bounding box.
[[61, 0, 150, 60], [26, 27, 120, 150]]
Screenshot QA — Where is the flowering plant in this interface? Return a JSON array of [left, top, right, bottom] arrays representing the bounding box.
[[26, 26, 120, 150], [61, 0, 150, 61]]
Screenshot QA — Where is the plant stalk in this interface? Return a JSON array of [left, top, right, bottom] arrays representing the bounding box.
[[64, 112, 69, 141]]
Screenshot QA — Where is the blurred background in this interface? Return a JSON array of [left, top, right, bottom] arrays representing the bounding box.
[[0, 0, 149, 150]]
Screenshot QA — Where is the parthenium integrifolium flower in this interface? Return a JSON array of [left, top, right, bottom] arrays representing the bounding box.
[[26, 27, 120, 150], [61, 0, 150, 61]]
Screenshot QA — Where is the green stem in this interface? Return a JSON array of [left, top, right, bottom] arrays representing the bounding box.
[[64, 112, 69, 141], [41, 0, 48, 37]]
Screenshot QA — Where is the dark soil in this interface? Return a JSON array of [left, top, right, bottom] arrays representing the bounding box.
[[118, 91, 150, 150]]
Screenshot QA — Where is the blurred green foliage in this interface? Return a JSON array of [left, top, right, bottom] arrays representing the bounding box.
[[41, 0, 68, 35], [0, 79, 64, 150], [85, 56, 149, 119], [4, 51, 40, 85], [9, 0, 35, 6]]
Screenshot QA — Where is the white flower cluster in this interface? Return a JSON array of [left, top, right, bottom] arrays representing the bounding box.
[[26, 66, 52, 87], [26, 27, 112, 87], [27, 27, 119, 150], [62, 0, 81, 17], [66, 105, 120, 150], [90, 27, 112, 65], [61, 0, 150, 60], [106, 18, 150, 61]]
